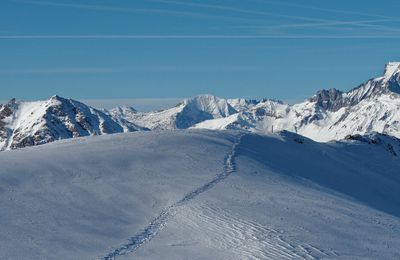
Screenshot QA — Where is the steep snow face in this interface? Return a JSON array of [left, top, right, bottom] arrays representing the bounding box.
[[108, 106, 149, 132], [294, 94, 400, 141], [382, 61, 400, 86], [1, 130, 400, 259], [193, 99, 290, 132], [0, 96, 132, 150], [118, 95, 238, 130], [175, 94, 237, 128]]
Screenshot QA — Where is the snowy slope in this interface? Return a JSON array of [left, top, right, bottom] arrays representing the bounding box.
[[1, 130, 399, 259], [0, 96, 143, 151]]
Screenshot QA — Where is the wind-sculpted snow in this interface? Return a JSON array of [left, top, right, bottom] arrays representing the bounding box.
[[153, 204, 338, 259], [1, 130, 400, 259]]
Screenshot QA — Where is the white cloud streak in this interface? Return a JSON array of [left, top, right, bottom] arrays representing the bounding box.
[[155, 0, 400, 33], [5, 0, 400, 39], [237, 19, 396, 30], [154, 0, 332, 23], [11, 0, 261, 23], [254, 0, 400, 21], [0, 68, 118, 74], [2, 34, 400, 40], [0, 65, 268, 75]]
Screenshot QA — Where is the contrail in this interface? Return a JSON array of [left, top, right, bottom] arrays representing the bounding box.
[[254, 0, 400, 21], [1, 34, 400, 39], [155, 0, 400, 33], [10, 0, 263, 23]]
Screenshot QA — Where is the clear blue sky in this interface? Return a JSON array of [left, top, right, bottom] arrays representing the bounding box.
[[1, 0, 400, 103]]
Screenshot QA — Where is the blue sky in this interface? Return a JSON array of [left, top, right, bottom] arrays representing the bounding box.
[[1, 0, 400, 106]]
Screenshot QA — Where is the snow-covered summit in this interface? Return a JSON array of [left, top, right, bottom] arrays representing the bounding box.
[[307, 62, 400, 112], [181, 94, 237, 118], [175, 94, 237, 128], [0, 96, 138, 150], [383, 61, 400, 79], [109, 105, 137, 116]]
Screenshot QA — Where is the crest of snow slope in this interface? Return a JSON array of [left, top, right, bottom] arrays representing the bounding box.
[[1, 130, 400, 259], [226, 98, 268, 112], [109, 94, 237, 130], [0, 95, 140, 151], [194, 62, 400, 142]]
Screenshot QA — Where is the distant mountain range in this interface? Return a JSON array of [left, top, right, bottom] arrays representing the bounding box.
[[1, 61, 400, 150]]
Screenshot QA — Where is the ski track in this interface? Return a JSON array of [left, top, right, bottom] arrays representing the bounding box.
[[102, 133, 246, 260]]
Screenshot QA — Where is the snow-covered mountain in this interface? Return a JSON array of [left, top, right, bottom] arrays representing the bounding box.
[[193, 62, 400, 141], [1, 130, 399, 259], [0, 95, 144, 151], [109, 94, 237, 130], [2, 61, 400, 150]]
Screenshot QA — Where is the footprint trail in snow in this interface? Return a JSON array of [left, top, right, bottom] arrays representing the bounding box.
[[102, 133, 246, 260]]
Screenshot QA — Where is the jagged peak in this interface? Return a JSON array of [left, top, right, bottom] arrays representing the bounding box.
[[308, 62, 400, 111], [0, 98, 19, 112], [384, 62, 400, 79], [7, 98, 17, 105], [310, 88, 343, 102], [308, 88, 345, 111], [49, 94, 71, 103], [50, 94, 62, 100], [47, 96, 93, 110], [111, 105, 137, 115]]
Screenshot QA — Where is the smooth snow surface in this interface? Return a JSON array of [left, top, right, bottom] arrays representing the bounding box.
[[1, 130, 400, 259]]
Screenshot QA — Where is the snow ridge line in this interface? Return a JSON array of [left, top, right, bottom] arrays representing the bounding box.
[[101, 132, 246, 260]]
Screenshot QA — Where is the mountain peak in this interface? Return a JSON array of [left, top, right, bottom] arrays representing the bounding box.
[[308, 62, 400, 112], [384, 62, 400, 79], [49, 94, 69, 103], [110, 106, 137, 116], [184, 94, 219, 104], [308, 88, 345, 111], [7, 98, 17, 105], [50, 94, 61, 99], [183, 94, 237, 118]]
